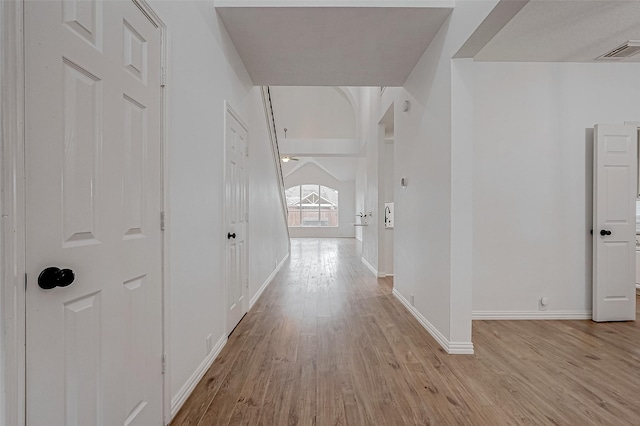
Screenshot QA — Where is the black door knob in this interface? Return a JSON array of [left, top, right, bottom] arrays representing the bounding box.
[[599, 229, 612, 236], [227, 232, 236, 239], [38, 267, 75, 290]]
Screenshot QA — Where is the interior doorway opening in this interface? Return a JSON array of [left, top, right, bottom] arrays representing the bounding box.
[[379, 102, 395, 286]]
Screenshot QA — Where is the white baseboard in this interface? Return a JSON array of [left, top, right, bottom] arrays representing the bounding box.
[[250, 252, 290, 309], [448, 341, 474, 354], [171, 333, 227, 419], [472, 310, 592, 320], [392, 289, 474, 355], [361, 256, 377, 276]]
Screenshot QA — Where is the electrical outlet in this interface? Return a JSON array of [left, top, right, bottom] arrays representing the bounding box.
[[539, 297, 549, 311], [206, 334, 213, 354], [410, 294, 415, 306]]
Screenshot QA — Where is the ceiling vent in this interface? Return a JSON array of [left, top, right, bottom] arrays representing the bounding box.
[[597, 41, 640, 60]]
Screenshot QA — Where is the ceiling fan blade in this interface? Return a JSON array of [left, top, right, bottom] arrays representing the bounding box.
[[281, 156, 300, 162]]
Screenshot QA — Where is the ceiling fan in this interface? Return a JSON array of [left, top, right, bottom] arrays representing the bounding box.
[[280, 128, 299, 162]]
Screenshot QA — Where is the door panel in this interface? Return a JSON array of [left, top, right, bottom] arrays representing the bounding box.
[[63, 292, 102, 426], [25, 1, 163, 424], [122, 94, 147, 239], [62, 0, 102, 48], [225, 109, 248, 335], [62, 59, 103, 246], [593, 124, 637, 322]]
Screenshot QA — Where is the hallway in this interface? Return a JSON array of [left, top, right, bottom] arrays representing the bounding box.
[[172, 238, 640, 426]]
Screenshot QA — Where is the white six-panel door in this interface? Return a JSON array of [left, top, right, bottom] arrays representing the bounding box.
[[25, 1, 164, 424], [593, 124, 637, 322], [225, 107, 249, 335]]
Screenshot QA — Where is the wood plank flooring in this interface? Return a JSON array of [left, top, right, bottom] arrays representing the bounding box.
[[171, 238, 640, 426]]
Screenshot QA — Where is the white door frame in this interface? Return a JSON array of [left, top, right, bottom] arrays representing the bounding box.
[[1, 1, 26, 425], [0, 1, 172, 424], [223, 101, 250, 334], [135, 4, 172, 423]]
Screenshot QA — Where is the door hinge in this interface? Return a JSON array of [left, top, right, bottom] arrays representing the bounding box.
[[245, 213, 249, 222], [24, 273, 27, 291], [160, 211, 166, 231], [160, 66, 167, 87], [161, 354, 167, 374]]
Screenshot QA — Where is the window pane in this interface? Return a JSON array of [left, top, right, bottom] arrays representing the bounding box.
[[319, 186, 338, 227], [300, 185, 319, 226], [320, 208, 338, 226], [301, 184, 317, 202], [285, 186, 301, 227], [288, 206, 301, 227], [286, 184, 338, 227], [285, 186, 300, 206], [320, 186, 338, 206], [301, 209, 320, 226]]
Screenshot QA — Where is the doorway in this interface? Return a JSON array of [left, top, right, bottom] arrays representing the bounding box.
[[379, 103, 395, 284], [592, 124, 638, 321], [224, 104, 249, 335]]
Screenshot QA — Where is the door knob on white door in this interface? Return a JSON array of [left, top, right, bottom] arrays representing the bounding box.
[[37, 267, 75, 290]]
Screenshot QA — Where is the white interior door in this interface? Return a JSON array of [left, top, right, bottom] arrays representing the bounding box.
[[593, 124, 637, 322], [225, 107, 248, 335], [25, 1, 164, 424]]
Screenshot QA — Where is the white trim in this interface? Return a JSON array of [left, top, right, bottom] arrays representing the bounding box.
[[472, 311, 593, 320], [385, 274, 394, 277], [129, 1, 171, 423], [448, 342, 474, 354], [392, 289, 474, 355], [361, 256, 378, 276], [0, 1, 26, 424], [225, 101, 249, 133], [250, 252, 289, 309], [170, 333, 227, 419], [260, 87, 290, 241]]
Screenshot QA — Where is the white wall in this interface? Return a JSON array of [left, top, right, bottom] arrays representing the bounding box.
[[360, 88, 380, 271], [472, 61, 640, 316], [355, 157, 366, 242], [284, 162, 355, 238], [247, 87, 291, 303], [382, 141, 395, 275], [270, 86, 356, 140], [376, 95, 397, 278], [392, 1, 497, 352], [150, 1, 289, 416]]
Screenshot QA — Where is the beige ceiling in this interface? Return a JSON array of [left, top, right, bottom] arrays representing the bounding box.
[[473, 0, 640, 62], [216, 5, 453, 86]]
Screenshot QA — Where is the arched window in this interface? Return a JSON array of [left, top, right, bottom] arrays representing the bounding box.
[[285, 185, 338, 227]]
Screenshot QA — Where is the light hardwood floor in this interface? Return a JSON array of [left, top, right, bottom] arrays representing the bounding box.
[[171, 238, 640, 426]]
